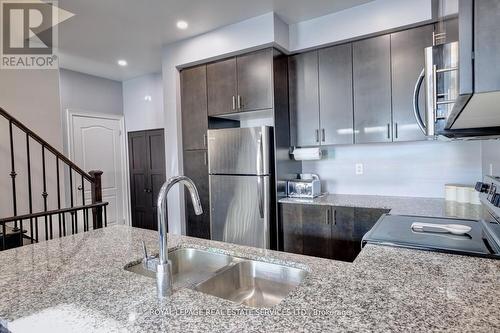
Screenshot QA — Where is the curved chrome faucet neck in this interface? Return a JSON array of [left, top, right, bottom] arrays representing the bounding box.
[[157, 176, 203, 265]]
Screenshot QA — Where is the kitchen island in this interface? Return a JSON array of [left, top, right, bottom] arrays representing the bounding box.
[[0, 225, 498, 332]]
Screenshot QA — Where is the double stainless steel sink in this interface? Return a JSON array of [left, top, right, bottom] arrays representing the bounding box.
[[125, 247, 307, 308]]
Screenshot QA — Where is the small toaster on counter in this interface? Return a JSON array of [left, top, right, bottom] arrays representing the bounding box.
[[287, 174, 321, 198]]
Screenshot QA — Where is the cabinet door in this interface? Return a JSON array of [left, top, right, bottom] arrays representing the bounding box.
[[391, 25, 434, 142], [183, 150, 210, 239], [474, 1, 500, 93], [181, 65, 208, 150], [330, 207, 356, 262], [236, 48, 273, 112], [319, 44, 354, 145], [281, 203, 331, 259], [288, 51, 320, 147], [207, 58, 237, 116], [353, 35, 393, 144]]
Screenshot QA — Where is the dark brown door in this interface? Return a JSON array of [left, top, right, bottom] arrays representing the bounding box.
[[128, 129, 166, 230], [236, 48, 273, 112], [181, 65, 209, 150], [207, 58, 237, 116], [183, 150, 210, 239]]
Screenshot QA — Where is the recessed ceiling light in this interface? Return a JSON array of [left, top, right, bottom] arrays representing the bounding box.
[[176, 20, 188, 30], [117, 59, 127, 67]]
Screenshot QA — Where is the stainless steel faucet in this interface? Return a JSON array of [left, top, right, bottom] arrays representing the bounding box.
[[156, 176, 203, 297]]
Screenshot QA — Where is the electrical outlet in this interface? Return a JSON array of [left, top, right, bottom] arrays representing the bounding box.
[[355, 163, 363, 175]]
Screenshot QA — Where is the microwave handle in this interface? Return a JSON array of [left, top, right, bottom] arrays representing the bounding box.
[[413, 68, 427, 135]]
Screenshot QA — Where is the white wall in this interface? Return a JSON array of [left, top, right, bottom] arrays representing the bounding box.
[[123, 73, 164, 132], [481, 139, 500, 177], [0, 70, 62, 239], [59, 69, 123, 116], [289, 0, 433, 51], [303, 140, 482, 198]]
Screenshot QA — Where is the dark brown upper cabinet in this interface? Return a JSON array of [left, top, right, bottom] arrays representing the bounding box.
[[391, 25, 434, 142], [289, 44, 354, 147], [236, 48, 273, 112], [288, 51, 320, 147], [207, 58, 238, 116], [206, 48, 273, 116], [319, 44, 354, 145], [180, 65, 208, 150], [353, 34, 393, 144]]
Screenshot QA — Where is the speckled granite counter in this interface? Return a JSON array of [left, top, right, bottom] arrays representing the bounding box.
[[0, 225, 498, 332], [279, 194, 482, 220]]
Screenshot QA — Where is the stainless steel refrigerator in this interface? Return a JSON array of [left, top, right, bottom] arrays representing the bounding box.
[[207, 126, 272, 249]]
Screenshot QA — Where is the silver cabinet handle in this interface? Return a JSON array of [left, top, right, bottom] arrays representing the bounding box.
[[232, 96, 236, 110], [332, 209, 336, 225], [237, 95, 242, 109], [204, 151, 208, 166], [387, 124, 391, 139], [203, 133, 207, 148], [315, 129, 319, 143], [321, 129, 325, 142], [325, 209, 330, 225], [394, 122, 398, 139], [413, 68, 427, 135]]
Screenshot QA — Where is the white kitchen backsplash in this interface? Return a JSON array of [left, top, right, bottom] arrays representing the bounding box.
[[302, 140, 483, 198]]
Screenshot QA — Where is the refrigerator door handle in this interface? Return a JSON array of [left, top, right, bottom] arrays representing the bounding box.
[[257, 177, 264, 219], [257, 130, 264, 175]]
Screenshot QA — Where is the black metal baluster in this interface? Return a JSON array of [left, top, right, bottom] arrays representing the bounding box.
[[81, 175, 87, 232], [62, 212, 66, 236], [56, 157, 62, 238], [41, 146, 49, 240], [26, 133, 34, 243], [104, 205, 107, 227], [34, 217, 39, 242], [69, 166, 74, 234], [9, 121, 19, 231], [2, 222, 5, 250], [85, 208, 89, 232]]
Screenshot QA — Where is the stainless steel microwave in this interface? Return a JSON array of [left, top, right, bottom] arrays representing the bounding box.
[[413, 0, 500, 139]]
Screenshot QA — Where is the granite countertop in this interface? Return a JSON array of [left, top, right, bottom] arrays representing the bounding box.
[[279, 194, 482, 220], [1, 225, 499, 332]]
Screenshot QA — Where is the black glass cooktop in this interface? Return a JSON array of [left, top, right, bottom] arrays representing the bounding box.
[[362, 214, 500, 259]]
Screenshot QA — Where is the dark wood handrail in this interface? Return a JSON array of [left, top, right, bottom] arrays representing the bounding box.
[[0, 107, 94, 182], [0, 202, 108, 223]]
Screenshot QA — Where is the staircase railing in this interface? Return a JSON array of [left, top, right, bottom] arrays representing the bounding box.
[[0, 107, 108, 250]]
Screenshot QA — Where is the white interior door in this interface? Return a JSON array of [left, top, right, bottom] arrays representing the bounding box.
[[69, 113, 126, 226]]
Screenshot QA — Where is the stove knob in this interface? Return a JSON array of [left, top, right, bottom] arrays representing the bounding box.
[[490, 193, 500, 206], [494, 194, 500, 208], [475, 182, 491, 193]]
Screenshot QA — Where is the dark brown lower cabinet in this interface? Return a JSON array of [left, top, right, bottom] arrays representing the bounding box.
[[183, 150, 210, 239], [280, 203, 389, 262], [128, 129, 166, 231]]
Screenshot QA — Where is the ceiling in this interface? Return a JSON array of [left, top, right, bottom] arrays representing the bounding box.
[[57, 0, 373, 81]]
